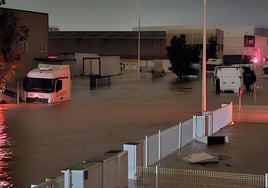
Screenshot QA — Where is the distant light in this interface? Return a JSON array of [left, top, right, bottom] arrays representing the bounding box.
[[252, 57, 259, 64], [238, 87, 243, 97], [48, 55, 58, 60], [230, 121, 236, 126]]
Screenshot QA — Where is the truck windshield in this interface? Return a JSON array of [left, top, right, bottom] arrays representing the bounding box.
[[23, 78, 55, 93]]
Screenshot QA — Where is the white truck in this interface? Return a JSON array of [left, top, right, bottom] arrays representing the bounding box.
[[83, 55, 121, 77], [214, 66, 244, 93], [23, 63, 71, 103]]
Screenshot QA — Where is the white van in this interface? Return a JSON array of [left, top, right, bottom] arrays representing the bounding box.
[[23, 64, 71, 103], [214, 66, 244, 93]]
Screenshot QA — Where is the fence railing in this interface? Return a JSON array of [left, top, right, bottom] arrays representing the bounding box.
[[143, 119, 194, 167], [31, 176, 64, 188], [193, 103, 233, 139], [211, 103, 233, 134], [131, 166, 267, 188], [32, 150, 128, 188]]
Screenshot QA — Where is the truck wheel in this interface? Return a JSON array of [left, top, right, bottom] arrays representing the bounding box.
[[215, 78, 220, 94]]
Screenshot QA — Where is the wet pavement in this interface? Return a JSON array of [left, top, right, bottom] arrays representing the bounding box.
[[1, 68, 268, 187], [158, 121, 268, 175]]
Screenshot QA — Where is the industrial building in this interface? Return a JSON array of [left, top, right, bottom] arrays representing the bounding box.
[[136, 25, 268, 64], [0, 8, 48, 87], [1, 7, 268, 88]]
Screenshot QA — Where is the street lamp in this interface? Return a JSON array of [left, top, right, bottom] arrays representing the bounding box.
[[202, 0, 207, 112], [137, 0, 141, 80]]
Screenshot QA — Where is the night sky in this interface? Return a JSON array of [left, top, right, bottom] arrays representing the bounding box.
[[3, 0, 268, 31]]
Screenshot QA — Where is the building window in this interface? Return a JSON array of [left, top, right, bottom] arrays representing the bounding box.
[[40, 42, 47, 52], [19, 41, 28, 52]]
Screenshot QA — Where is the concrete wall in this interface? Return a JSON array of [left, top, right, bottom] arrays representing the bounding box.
[[224, 35, 268, 60], [48, 32, 167, 60], [221, 25, 255, 36], [224, 36, 244, 55]]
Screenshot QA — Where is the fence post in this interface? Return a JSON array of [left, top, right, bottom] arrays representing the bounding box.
[[61, 169, 71, 188], [265, 173, 268, 188], [230, 102, 233, 123], [208, 112, 213, 136], [158, 130, 161, 161], [103, 160, 106, 188], [193, 115, 196, 139], [145, 136, 148, 168], [155, 165, 158, 188], [71, 170, 84, 188], [178, 122, 182, 149], [123, 142, 137, 179]]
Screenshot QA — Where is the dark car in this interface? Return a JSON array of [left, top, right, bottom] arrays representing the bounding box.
[[0, 89, 22, 104], [233, 64, 256, 91]]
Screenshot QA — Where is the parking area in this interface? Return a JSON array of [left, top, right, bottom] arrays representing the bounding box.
[[157, 106, 268, 175]]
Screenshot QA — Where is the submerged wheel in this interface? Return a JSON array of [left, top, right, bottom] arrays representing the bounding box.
[[215, 78, 220, 94]]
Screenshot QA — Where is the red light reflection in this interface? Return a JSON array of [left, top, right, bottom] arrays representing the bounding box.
[[0, 109, 13, 187], [48, 55, 58, 59], [229, 121, 236, 126]]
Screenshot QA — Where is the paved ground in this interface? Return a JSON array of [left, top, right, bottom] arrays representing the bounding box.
[[157, 115, 268, 175]]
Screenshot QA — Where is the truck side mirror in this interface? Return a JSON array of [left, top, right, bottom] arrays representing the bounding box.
[[56, 80, 62, 92]]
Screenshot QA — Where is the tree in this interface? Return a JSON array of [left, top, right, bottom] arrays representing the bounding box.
[[166, 34, 201, 79], [0, 9, 28, 90], [207, 36, 217, 59]]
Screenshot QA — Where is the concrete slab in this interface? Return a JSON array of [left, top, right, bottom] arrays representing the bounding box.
[[157, 122, 268, 175]]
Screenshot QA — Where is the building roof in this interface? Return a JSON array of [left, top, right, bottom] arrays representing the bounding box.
[[48, 31, 166, 39], [0, 7, 48, 16]]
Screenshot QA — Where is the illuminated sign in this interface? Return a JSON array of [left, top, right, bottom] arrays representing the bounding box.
[[244, 35, 255, 47]]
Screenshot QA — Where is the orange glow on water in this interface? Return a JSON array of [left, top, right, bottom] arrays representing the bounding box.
[[230, 121, 236, 126], [0, 110, 13, 187]]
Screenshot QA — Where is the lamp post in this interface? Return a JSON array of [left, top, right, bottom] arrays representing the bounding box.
[[202, 0, 207, 112], [137, 0, 141, 80]]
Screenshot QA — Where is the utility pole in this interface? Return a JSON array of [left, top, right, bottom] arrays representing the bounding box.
[[202, 0, 207, 112]]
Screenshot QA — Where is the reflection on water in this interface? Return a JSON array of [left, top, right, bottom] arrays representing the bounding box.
[[0, 108, 12, 187]]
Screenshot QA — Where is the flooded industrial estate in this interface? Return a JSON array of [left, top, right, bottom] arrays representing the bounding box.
[[1, 70, 268, 187]]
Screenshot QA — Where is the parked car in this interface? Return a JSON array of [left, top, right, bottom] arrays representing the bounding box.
[[0, 89, 20, 104], [263, 64, 268, 78]]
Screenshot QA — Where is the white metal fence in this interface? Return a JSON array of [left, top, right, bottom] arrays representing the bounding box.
[[143, 119, 194, 167], [211, 103, 233, 134], [32, 150, 128, 188], [33, 103, 236, 187], [31, 176, 64, 188], [131, 166, 267, 188]]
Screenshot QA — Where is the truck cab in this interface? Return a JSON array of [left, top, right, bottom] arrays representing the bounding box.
[[23, 64, 71, 103]]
